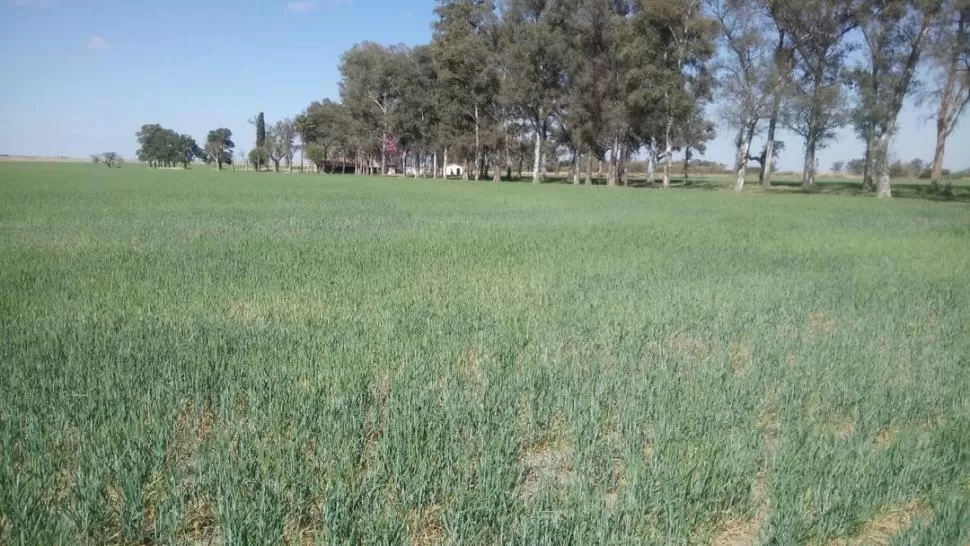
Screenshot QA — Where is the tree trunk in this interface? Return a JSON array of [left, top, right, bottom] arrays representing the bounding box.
[[620, 145, 629, 186], [572, 150, 581, 185], [802, 136, 816, 188], [662, 117, 673, 188], [683, 148, 690, 185], [463, 158, 470, 181], [761, 129, 775, 188], [931, 116, 947, 185], [585, 153, 593, 185], [474, 104, 481, 181], [873, 129, 893, 198], [380, 131, 387, 176], [443, 149, 449, 178], [505, 134, 513, 181], [862, 130, 875, 191], [735, 125, 754, 192], [532, 125, 544, 184], [931, 62, 957, 185], [607, 136, 619, 186], [493, 152, 502, 183], [647, 138, 656, 184]]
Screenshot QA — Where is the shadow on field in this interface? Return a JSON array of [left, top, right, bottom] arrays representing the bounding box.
[[440, 173, 970, 202], [763, 180, 970, 203]]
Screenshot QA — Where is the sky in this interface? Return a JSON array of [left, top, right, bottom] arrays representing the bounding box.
[[1, 0, 967, 172]]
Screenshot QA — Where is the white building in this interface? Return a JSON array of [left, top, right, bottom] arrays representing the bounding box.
[[444, 163, 464, 177]]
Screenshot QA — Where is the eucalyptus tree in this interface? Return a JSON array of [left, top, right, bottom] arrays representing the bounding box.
[[339, 42, 410, 175], [266, 119, 296, 172], [926, 0, 969, 184], [775, 0, 859, 188], [854, 0, 941, 197], [293, 113, 314, 173], [637, 0, 718, 187], [500, 0, 572, 183], [711, 0, 773, 191], [758, 1, 797, 187], [431, 0, 500, 180]]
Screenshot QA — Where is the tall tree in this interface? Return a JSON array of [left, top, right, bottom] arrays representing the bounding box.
[[853, 0, 941, 197], [303, 99, 353, 173], [777, 0, 859, 188], [339, 42, 410, 176], [432, 0, 500, 180], [711, 0, 773, 191], [758, 2, 797, 188], [293, 113, 314, 173], [266, 119, 296, 172], [177, 134, 202, 168], [640, 0, 717, 187], [206, 128, 235, 170], [926, 0, 970, 185], [256, 112, 266, 149], [501, 0, 572, 183]]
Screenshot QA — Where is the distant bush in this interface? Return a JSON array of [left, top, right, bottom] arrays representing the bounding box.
[[100, 152, 123, 168]]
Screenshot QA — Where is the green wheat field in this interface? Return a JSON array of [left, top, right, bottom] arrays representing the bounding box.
[[1, 162, 969, 545]]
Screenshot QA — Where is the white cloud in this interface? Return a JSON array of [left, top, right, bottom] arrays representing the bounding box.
[[286, 1, 317, 12], [86, 35, 109, 51]]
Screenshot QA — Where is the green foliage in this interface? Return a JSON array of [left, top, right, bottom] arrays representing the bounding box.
[[248, 147, 269, 170], [2, 163, 969, 543], [205, 128, 235, 170], [136, 125, 201, 168], [100, 152, 123, 167], [847, 158, 867, 175], [265, 119, 296, 172], [255, 112, 266, 149]]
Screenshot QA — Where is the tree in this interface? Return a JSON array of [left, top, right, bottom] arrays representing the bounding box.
[[853, 0, 940, 197], [293, 113, 313, 173], [177, 134, 202, 168], [249, 112, 267, 171], [559, 0, 617, 185], [206, 128, 235, 170], [832, 160, 846, 173], [90, 154, 101, 164], [266, 119, 296, 172], [136, 124, 165, 167], [926, 0, 970, 185], [302, 99, 354, 173], [776, 0, 859, 188], [101, 152, 123, 167], [711, 0, 773, 191], [758, 2, 797, 188], [847, 157, 867, 174], [394, 45, 443, 179], [256, 112, 266, 149], [500, 0, 571, 183], [339, 42, 411, 176], [639, 0, 717, 187], [432, 0, 500, 181], [248, 147, 269, 171]]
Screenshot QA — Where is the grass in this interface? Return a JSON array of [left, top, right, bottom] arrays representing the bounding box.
[[1, 162, 969, 545]]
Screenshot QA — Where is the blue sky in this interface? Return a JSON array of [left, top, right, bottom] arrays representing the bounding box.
[[1, 0, 967, 172]]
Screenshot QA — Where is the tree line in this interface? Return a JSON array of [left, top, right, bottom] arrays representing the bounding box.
[[136, 124, 235, 170], [136, 0, 969, 198]]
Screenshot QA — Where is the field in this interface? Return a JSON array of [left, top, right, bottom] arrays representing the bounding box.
[[1, 162, 969, 544]]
